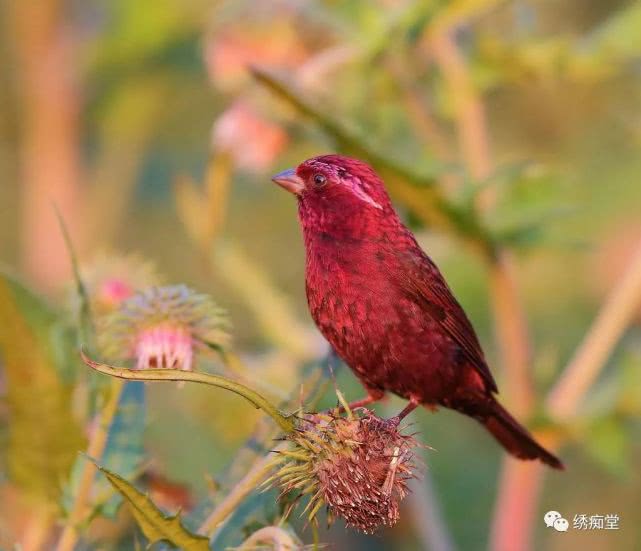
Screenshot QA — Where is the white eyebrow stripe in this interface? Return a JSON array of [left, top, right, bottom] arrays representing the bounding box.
[[345, 175, 383, 210], [352, 186, 383, 209]]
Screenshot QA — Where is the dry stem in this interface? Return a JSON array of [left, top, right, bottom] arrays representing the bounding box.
[[547, 237, 641, 419], [491, 236, 641, 550], [198, 454, 280, 537], [429, 27, 534, 415], [55, 379, 124, 551], [488, 252, 534, 416], [237, 525, 298, 550]]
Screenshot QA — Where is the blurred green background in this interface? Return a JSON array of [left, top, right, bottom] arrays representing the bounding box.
[[1, 1, 641, 550]]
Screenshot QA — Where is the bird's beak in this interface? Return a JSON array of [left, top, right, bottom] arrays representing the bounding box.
[[271, 168, 304, 196]]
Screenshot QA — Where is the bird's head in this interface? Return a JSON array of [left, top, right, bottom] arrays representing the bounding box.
[[272, 155, 395, 237]]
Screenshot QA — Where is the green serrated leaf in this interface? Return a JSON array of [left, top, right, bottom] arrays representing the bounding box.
[[96, 463, 210, 551], [0, 272, 85, 503]]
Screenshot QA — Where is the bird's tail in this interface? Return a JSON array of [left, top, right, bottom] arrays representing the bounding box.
[[480, 399, 564, 469], [452, 395, 564, 469]]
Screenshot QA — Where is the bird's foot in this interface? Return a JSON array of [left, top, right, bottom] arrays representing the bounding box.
[[383, 397, 420, 428], [339, 389, 385, 414]]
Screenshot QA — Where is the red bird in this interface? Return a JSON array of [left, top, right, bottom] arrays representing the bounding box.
[[272, 154, 563, 469]]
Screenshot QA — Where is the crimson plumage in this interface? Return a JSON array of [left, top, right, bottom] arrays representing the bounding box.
[[272, 154, 563, 469]]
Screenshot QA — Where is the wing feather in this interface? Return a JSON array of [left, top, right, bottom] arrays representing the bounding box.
[[394, 246, 498, 393]]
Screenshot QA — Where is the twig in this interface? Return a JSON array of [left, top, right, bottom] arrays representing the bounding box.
[[21, 505, 56, 551], [251, 66, 496, 257], [428, 29, 493, 209], [491, 236, 641, 550], [198, 454, 279, 536], [237, 525, 298, 550], [55, 378, 124, 551], [428, 26, 541, 551], [407, 465, 456, 551], [489, 459, 546, 551], [427, 25, 534, 415], [488, 251, 534, 416], [546, 236, 641, 419]]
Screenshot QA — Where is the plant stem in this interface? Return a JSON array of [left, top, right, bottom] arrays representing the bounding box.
[[546, 236, 641, 419], [55, 378, 124, 551], [488, 252, 534, 416], [429, 25, 543, 551], [238, 525, 298, 550], [489, 459, 545, 551], [9, 0, 83, 291], [198, 453, 280, 536], [213, 242, 317, 362], [407, 458, 456, 551], [428, 28, 493, 209], [22, 505, 56, 551], [82, 351, 296, 433], [429, 25, 534, 416], [491, 236, 641, 550], [251, 66, 495, 254]]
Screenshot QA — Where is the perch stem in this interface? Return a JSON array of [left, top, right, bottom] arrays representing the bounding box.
[[55, 378, 124, 551]]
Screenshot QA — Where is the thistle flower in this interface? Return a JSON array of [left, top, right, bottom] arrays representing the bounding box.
[[269, 408, 418, 534], [75, 252, 161, 315], [97, 285, 229, 371]]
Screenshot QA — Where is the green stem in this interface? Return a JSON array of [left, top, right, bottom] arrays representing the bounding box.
[[81, 350, 296, 433], [53, 206, 94, 345]]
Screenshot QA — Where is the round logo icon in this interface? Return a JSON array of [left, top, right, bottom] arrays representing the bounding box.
[[553, 518, 569, 532], [544, 511, 562, 528]]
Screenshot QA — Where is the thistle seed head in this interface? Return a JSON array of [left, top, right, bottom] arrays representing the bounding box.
[[270, 408, 418, 534]]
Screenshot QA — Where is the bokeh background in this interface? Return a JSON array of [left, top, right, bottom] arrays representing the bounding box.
[[1, 1, 641, 550]]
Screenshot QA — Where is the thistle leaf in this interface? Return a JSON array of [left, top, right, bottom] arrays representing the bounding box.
[[95, 463, 210, 551], [0, 271, 84, 504]]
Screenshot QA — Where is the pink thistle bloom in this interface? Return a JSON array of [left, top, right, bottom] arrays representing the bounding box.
[[98, 285, 229, 372], [134, 324, 194, 371]]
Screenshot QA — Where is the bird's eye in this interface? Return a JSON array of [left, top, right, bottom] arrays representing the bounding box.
[[313, 174, 327, 187]]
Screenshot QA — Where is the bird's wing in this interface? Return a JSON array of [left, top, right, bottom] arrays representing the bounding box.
[[395, 246, 498, 393]]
